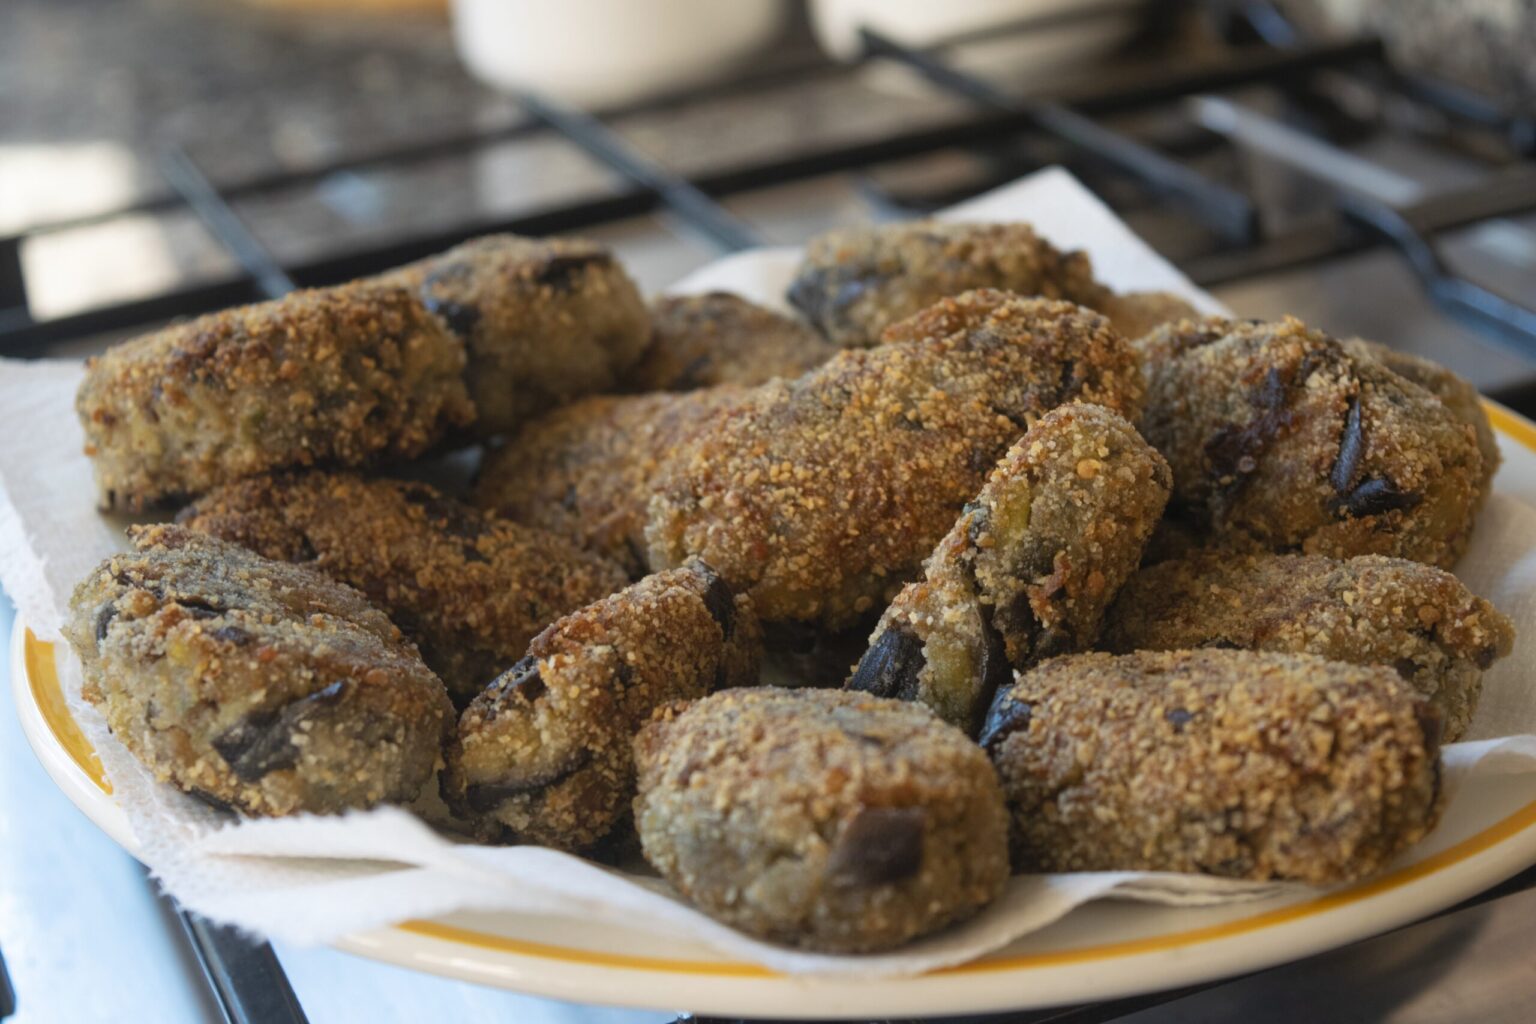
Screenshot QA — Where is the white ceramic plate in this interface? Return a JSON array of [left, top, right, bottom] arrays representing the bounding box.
[[15, 402, 1536, 1019]]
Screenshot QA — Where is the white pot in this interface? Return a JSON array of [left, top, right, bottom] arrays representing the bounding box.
[[451, 0, 786, 109], [809, 0, 1136, 79]]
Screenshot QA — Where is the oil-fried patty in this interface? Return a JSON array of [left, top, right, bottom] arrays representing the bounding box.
[[76, 284, 475, 512], [645, 291, 1146, 630], [784, 220, 1196, 347], [986, 649, 1443, 882], [629, 292, 837, 391], [1100, 552, 1513, 741], [848, 402, 1169, 735], [634, 687, 1009, 953], [1343, 337, 1499, 500], [1135, 316, 1485, 568], [63, 524, 453, 817], [378, 234, 649, 433], [77, 234, 649, 511], [475, 388, 745, 576], [178, 472, 628, 705], [442, 561, 762, 850]]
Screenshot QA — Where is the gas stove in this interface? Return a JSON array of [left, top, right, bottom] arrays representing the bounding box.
[[3, 1, 1536, 1022]]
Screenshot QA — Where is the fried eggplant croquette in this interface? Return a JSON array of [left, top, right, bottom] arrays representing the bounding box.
[[63, 525, 453, 817], [77, 284, 476, 512], [78, 234, 648, 510], [784, 220, 1196, 347], [1097, 290, 1202, 341], [1101, 552, 1513, 741], [1136, 316, 1485, 568], [1343, 337, 1499, 497], [634, 687, 1009, 953], [629, 292, 837, 391], [378, 234, 648, 434], [986, 650, 1444, 882], [848, 403, 1170, 734], [645, 291, 1146, 629], [178, 472, 628, 705], [443, 561, 762, 850], [475, 388, 745, 575]]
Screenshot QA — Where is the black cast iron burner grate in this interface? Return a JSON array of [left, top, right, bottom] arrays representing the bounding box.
[[3, 0, 1533, 363], [8, 3, 1536, 1023]]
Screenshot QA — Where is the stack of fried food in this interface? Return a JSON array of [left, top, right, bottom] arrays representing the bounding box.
[[64, 220, 1513, 953]]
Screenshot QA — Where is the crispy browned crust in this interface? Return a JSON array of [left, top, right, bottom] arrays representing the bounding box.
[[785, 221, 1112, 347], [62, 524, 453, 817], [1343, 337, 1499, 499], [76, 284, 475, 512], [633, 687, 1009, 953], [987, 649, 1444, 882], [1097, 291, 1202, 341], [443, 561, 763, 850], [178, 472, 628, 704], [1101, 552, 1513, 741], [1136, 316, 1485, 568], [645, 291, 1146, 629], [379, 235, 649, 433], [77, 234, 650, 511], [848, 403, 1170, 734], [475, 388, 745, 575], [629, 292, 837, 391]]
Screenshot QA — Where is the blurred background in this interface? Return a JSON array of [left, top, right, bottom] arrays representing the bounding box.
[[4, 1, 1536, 1022], [3, 0, 1534, 388]]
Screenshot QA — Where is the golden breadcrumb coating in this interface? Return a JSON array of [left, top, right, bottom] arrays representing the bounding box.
[[1101, 552, 1513, 741], [634, 687, 1009, 953], [443, 561, 762, 850], [1136, 316, 1485, 568], [986, 649, 1444, 883], [63, 525, 453, 817], [178, 472, 627, 704], [645, 291, 1145, 629], [629, 292, 837, 391], [378, 234, 649, 434], [1097, 290, 1201, 341], [78, 234, 650, 510], [76, 284, 475, 511], [787, 221, 1109, 346], [1343, 337, 1499, 499], [475, 388, 744, 575], [849, 402, 1170, 734]]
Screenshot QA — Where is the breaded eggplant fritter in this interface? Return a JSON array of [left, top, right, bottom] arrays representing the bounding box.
[[1136, 316, 1485, 568], [443, 561, 762, 850], [378, 234, 649, 434], [634, 687, 1009, 953], [786, 221, 1109, 347], [1097, 290, 1201, 341], [784, 220, 1196, 348], [848, 403, 1170, 734], [645, 292, 1146, 630], [1101, 552, 1513, 741], [475, 388, 744, 575], [987, 649, 1444, 882], [78, 234, 649, 511], [77, 284, 475, 512], [63, 525, 453, 817], [1343, 337, 1499, 498], [629, 292, 837, 391], [178, 472, 628, 705]]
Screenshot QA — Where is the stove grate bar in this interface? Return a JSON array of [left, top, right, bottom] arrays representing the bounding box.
[[513, 89, 763, 252], [858, 27, 1261, 245]]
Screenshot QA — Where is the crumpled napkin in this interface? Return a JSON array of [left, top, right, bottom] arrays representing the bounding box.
[[4, 167, 1535, 977]]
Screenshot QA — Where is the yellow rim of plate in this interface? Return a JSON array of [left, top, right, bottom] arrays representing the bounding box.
[[25, 399, 1536, 979]]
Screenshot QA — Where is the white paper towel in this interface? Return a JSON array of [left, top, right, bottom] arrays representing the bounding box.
[[4, 167, 1535, 977]]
